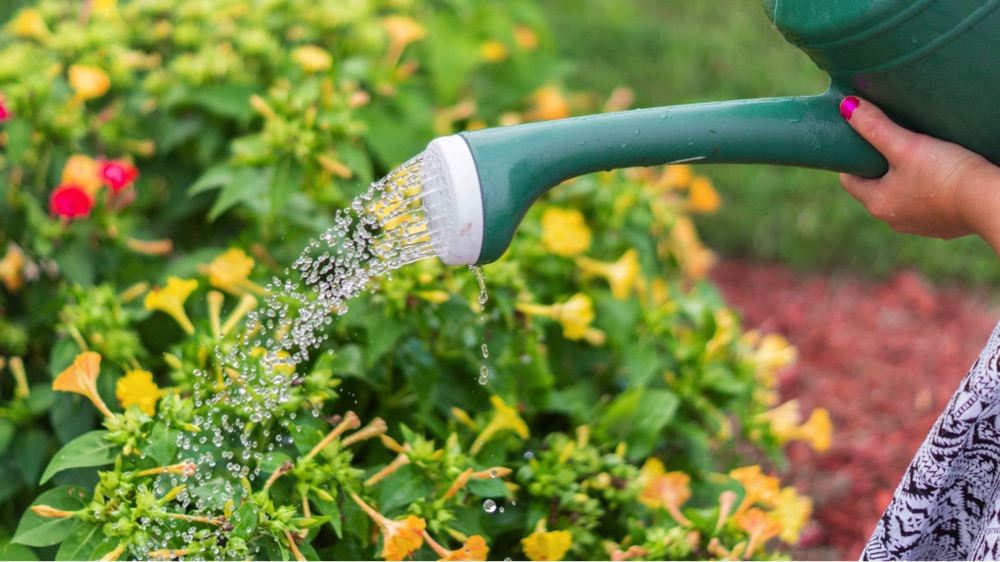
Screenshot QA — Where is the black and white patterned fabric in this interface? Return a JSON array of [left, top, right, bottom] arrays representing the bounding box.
[[863, 321, 1000, 560]]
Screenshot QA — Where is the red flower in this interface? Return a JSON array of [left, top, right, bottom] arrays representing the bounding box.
[[50, 184, 95, 218], [99, 159, 139, 192], [0, 97, 10, 122]]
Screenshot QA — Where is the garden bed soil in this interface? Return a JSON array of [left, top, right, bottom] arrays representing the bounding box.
[[710, 259, 1000, 560]]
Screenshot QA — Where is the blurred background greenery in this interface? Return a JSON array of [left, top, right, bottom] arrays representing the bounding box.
[[541, 0, 1000, 287]]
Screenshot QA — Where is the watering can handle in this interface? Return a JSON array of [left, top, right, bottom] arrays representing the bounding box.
[[462, 87, 888, 264]]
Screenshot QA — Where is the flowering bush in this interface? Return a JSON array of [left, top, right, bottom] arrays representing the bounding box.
[[0, 1, 830, 560]]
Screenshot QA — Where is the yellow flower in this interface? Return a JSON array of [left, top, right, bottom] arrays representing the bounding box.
[[480, 40, 508, 63], [91, 0, 118, 16], [292, 45, 333, 73], [517, 293, 603, 344], [0, 244, 25, 291], [688, 175, 721, 213], [200, 248, 265, 296], [144, 277, 198, 334], [53, 351, 114, 418], [116, 369, 164, 416], [522, 529, 572, 561], [729, 465, 781, 515], [529, 85, 570, 121], [756, 400, 833, 452], [540, 207, 591, 257], [735, 507, 784, 556], [576, 249, 640, 300], [416, 290, 451, 304], [9, 8, 51, 40], [770, 486, 813, 544], [743, 331, 798, 394], [471, 395, 529, 454], [638, 458, 693, 526], [350, 493, 425, 561], [61, 154, 103, 196], [68, 64, 111, 102]]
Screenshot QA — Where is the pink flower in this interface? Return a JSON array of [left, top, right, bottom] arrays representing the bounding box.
[[0, 96, 10, 121], [99, 159, 139, 192], [50, 184, 95, 218]]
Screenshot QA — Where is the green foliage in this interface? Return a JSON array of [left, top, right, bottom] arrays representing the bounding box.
[[0, 0, 826, 559]]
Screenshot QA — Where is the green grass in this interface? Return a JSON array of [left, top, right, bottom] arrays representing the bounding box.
[[541, 0, 1000, 287]]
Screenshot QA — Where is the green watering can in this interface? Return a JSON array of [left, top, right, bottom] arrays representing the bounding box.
[[420, 0, 1000, 266]]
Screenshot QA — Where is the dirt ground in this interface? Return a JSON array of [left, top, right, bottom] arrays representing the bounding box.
[[710, 259, 1000, 560]]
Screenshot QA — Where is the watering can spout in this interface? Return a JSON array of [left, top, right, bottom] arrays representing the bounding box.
[[423, 87, 887, 266], [421, 0, 1000, 267]]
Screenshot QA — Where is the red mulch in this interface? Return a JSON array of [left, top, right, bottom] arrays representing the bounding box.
[[710, 259, 1000, 560]]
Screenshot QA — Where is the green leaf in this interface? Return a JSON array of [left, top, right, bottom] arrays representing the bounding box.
[[0, 538, 38, 561], [25, 385, 55, 416], [310, 493, 342, 538], [231, 500, 258, 541], [0, 456, 26, 505], [329, 345, 364, 378], [12, 485, 89, 547], [186, 165, 233, 197], [55, 522, 102, 561], [207, 167, 272, 221], [4, 119, 31, 165], [52, 239, 95, 287], [0, 420, 13, 454], [596, 387, 680, 460], [145, 424, 179, 467], [183, 83, 258, 121], [40, 431, 117, 485], [14, 427, 50, 485], [376, 464, 433, 515]]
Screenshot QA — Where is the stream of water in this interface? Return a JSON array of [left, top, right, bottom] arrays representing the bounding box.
[[142, 152, 468, 557]]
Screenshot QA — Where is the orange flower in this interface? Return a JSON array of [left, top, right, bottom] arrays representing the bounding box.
[[638, 458, 692, 526], [61, 155, 103, 196], [68, 64, 111, 102], [350, 493, 425, 561], [729, 465, 781, 515], [424, 531, 489, 561], [735, 507, 783, 556], [530, 85, 570, 121], [688, 175, 721, 213], [53, 351, 114, 418], [0, 244, 25, 291]]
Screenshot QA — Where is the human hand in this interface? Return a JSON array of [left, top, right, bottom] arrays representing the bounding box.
[[838, 96, 1000, 253]]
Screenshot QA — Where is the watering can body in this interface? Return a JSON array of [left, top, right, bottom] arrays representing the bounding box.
[[427, 0, 1000, 265], [765, 0, 1000, 167]]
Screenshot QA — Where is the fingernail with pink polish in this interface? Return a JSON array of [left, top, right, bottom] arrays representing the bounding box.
[[840, 96, 860, 120]]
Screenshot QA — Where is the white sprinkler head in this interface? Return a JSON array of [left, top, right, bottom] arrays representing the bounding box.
[[422, 135, 484, 266]]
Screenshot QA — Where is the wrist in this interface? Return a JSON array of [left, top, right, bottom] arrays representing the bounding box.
[[957, 159, 1000, 255]]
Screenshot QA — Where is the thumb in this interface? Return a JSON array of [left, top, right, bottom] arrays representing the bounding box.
[[840, 96, 917, 163]]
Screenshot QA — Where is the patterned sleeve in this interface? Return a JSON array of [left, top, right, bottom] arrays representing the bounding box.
[[863, 321, 1000, 561]]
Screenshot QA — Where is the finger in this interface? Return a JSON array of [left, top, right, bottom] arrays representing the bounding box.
[[840, 96, 920, 163], [838, 172, 879, 206]]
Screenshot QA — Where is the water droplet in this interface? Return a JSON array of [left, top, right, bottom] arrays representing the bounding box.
[[478, 366, 489, 385], [483, 499, 497, 513], [481, 343, 489, 358], [490, 468, 498, 478]]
